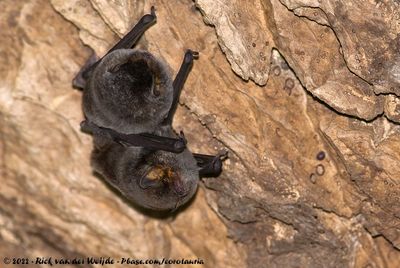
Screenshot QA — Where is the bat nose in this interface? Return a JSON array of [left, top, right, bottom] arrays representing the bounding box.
[[172, 177, 187, 197]]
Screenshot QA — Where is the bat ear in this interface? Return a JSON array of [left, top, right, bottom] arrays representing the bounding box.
[[139, 176, 163, 189], [138, 166, 165, 189]]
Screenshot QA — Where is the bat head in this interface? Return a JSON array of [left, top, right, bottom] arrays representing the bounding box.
[[120, 148, 199, 211], [84, 49, 173, 133]]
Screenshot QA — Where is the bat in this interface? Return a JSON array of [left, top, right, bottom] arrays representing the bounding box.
[[73, 6, 225, 212]]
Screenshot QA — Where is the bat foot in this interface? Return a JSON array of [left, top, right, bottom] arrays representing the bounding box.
[[218, 151, 229, 161], [141, 6, 157, 24], [194, 151, 228, 178], [184, 49, 199, 63], [80, 120, 103, 136]]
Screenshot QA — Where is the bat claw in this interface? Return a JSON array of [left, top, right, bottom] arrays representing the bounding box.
[[174, 140, 186, 152], [190, 50, 200, 59], [168, 131, 186, 153], [141, 6, 157, 24], [179, 131, 187, 143], [150, 6, 156, 17], [80, 120, 94, 134], [184, 49, 199, 63], [218, 151, 229, 161]]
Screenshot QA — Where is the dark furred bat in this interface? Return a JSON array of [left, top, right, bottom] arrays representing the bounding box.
[[73, 7, 225, 212]]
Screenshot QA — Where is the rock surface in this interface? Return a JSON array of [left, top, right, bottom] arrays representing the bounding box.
[[1, 0, 399, 267]]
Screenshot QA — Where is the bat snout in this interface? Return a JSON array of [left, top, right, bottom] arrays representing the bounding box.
[[172, 176, 188, 197]]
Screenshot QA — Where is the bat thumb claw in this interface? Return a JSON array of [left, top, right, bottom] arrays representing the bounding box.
[[80, 120, 91, 134], [218, 151, 229, 160], [184, 50, 199, 63], [174, 140, 186, 153], [179, 131, 187, 143], [150, 6, 156, 17]]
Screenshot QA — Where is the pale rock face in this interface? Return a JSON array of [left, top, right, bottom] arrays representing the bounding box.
[[1, 0, 399, 267]]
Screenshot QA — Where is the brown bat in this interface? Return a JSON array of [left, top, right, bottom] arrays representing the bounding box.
[[73, 6, 225, 212]]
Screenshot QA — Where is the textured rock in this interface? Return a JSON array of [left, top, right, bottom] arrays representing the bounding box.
[[1, 0, 400, 267], [196, 0, 400, 123], [0, 1, 244, 267], [269, 0, 385, 121], [280, 0, 400, 96], [195, 0, 273, 85]]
